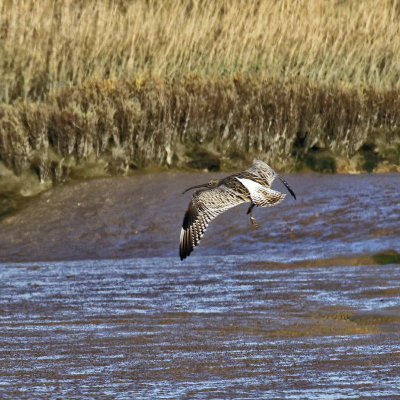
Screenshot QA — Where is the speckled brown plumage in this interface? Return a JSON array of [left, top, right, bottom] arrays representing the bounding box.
[[179, 159, 296, 260]]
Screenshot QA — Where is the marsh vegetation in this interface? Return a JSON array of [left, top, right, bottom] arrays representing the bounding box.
[[0, 0, 399, 212]]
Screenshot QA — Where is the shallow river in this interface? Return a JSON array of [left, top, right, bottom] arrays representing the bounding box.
[[0, 172, 399, 399]]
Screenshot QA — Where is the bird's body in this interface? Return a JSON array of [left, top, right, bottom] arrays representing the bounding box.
[[179, 159, 296, 260]]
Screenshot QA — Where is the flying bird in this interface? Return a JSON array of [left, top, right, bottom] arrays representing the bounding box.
[[179, 159, 296, 260]]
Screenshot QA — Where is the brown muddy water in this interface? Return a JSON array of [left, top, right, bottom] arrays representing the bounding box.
[[0, 172, 400, 399]]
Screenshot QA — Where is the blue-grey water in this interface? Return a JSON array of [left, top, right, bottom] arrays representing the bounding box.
[[0, 172, 399, 399]]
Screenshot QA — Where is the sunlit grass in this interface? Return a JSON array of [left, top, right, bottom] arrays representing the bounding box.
[[1, 0, 400, 102]]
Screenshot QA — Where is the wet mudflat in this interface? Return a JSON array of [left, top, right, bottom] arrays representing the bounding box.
[[0, 172, 400, 398], [1, 257, 400, 399]]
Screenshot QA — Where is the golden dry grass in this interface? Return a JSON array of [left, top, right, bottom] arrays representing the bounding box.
[[1, 0, 400, 102]]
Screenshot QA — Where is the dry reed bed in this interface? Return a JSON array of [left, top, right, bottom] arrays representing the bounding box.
[[0, 76, 399, 184], [1, 0, 400, 103]]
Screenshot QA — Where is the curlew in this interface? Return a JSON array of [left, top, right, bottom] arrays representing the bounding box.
[[179, 159, 296, 260]]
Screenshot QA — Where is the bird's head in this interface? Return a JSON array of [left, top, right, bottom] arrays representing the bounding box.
[[206, 179, 219, 188], [182, 178, 219, 194]]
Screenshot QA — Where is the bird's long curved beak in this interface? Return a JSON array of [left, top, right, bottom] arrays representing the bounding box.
[[278, 175, 296, 200], [181, 183, 208, 195]]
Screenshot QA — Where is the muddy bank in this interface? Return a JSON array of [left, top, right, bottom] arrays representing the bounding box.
[[0, 172, 400, 262], [0, 172, 399, 263]]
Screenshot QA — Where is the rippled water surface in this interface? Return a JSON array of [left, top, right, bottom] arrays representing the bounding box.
[[0, 172, 399, 399]]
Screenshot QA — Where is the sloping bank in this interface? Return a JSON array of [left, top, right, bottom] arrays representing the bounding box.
[[0, 75, 399, 217]]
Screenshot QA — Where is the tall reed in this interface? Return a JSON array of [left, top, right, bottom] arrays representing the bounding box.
[[1, 0, 400, 103]]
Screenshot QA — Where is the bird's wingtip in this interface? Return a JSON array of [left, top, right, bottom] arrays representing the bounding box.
[[179, 246, 186, 260], [179, 249, 190, 261]]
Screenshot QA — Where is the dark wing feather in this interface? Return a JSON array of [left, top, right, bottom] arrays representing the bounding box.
[[180, 185, 246, 260]]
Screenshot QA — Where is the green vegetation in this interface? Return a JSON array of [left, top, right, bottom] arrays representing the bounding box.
[[373, 250, 400, 265], [0, 0, 399, 213]]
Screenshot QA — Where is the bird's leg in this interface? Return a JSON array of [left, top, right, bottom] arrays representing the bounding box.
[[250, 211, 259, 228], [246, 203, 259, 228]]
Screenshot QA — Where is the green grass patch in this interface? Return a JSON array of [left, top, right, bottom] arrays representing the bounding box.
[[372, 250, 400, 265]]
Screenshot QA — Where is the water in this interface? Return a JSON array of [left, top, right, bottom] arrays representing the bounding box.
[[0, 173, 400, 399]]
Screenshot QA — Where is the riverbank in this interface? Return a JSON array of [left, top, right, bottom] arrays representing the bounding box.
[[1, 76, 399, 220]]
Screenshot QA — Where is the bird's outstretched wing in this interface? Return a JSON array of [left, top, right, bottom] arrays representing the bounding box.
[[246, 159, 296, 200], [180, 186, 246, 260], [245, 159, 277, 186]]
